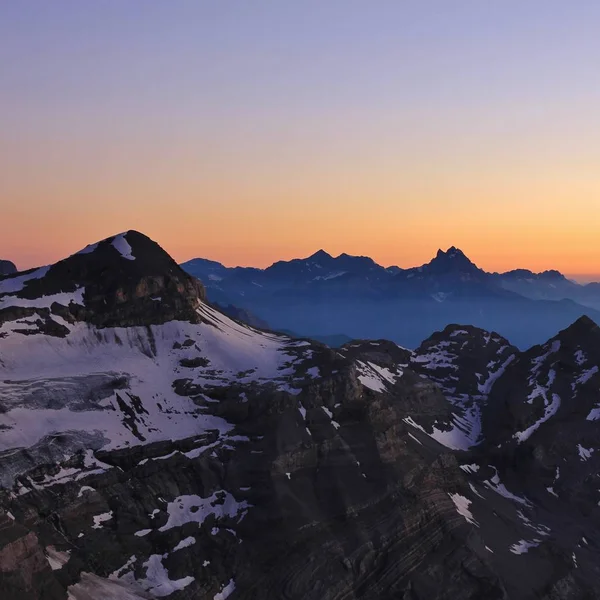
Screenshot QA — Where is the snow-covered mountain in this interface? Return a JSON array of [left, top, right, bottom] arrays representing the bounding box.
[[182, 247, 600, 349], [2, 231, 600, 599]]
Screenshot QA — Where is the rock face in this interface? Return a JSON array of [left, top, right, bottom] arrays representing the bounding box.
[[0, 231, 205, 334], [1, 232, 600, 599], [0, 260, 17, 276]]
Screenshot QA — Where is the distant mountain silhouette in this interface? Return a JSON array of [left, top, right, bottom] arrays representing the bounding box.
[[0, 259, 17, 276], [181, 247, 600, 349]]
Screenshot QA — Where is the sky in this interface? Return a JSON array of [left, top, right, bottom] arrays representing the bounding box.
[[1, 1, 599, 281]]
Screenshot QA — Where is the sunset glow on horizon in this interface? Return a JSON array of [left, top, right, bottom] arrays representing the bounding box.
[[2, 1, 600, 280]]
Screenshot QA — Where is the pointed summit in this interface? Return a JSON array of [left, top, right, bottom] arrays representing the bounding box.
[[427, 246, 482, 275], [0, 230, 205, 330], [308, 249, 333, 262], [558, 315, 599, 338], [436, 246, 467, 260]]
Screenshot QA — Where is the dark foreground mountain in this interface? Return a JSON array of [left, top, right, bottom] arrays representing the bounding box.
[[181, 247, 600, 349], [1, 231, 599, 599], [0, 259, 17, 276]]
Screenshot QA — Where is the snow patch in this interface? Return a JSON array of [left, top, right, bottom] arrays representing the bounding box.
[[356, 360, 401, 392], [0, 266, 50, 295], [577, 444, 594, 461], [483, 467, 530, 506], [76, 242, 99, 256], [92, 511, 113, 529], [510, 539, 541, 554], [137, 554, 194, 597], [172, 536, 196, 552], [448, 493, 478, 526], [135, 529, 152, 537], [159, 492, 249, 532], [514, 393, 561, 443], [407, 432, 422, 445], [460, 464, 480, 474], [46, 546, 71, 571], [214, 579, 236, 600], [78, 486, 95, 498], [306, 366, 320, 378], [112, 233, 135, 261]]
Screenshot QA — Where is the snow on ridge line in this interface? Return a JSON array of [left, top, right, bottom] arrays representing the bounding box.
[[514, 393, 561, 443], [478, 354, 515, 395], [76, 242, 99, 256], [0, 265, 50, 295], [0, 287, 85, 311], [112, 233, 136, 261]]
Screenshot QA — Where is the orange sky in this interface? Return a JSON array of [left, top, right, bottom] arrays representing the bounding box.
[[1, 2, 599, 281]]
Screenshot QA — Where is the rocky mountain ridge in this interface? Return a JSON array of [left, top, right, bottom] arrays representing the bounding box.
[[1, 232, 599, 599], [181, 246, 600, 303], [181, 247, 600, 349]]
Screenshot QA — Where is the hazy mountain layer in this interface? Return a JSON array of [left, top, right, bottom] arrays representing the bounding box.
[[182, 247, 600, 349]]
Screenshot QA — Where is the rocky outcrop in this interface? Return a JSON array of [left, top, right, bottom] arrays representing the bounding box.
[[0, 260, 16, 276], [0, 231, 206, 333]]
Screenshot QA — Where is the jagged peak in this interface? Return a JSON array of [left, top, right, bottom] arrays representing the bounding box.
[[425, 246, 481, 274], [436, 246, 467, 260]]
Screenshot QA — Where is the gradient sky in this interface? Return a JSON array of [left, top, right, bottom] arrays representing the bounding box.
[[1, 1, 599, 280]]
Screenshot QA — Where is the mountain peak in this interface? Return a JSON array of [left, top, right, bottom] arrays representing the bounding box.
[[538, 269, 567, 281], [564, 314, 598, 333], [553, 315, 600, 347], [435, 246, 467, 260], [427, 246, 481, 274], [1, 230, 205, 330], [308, 249, 333, 262]]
